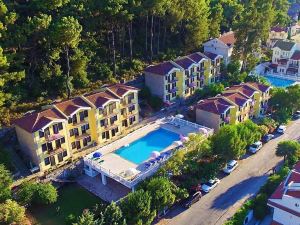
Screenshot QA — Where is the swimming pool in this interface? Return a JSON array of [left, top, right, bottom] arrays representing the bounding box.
[[264, 75, 295, 88], [114, 128, 179, 164]]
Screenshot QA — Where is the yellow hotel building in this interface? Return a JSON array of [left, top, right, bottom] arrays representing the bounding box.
[[14, 84, 139, 172]]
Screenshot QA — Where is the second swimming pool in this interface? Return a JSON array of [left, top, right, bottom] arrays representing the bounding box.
[[114, 128, 179, 164]]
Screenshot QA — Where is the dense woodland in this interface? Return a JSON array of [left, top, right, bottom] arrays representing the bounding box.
[[0, 0, 290, 126]]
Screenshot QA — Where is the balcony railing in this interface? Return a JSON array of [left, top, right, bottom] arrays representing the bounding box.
[[45, 133, 64, 142], [48, 147, 65, 155], [168, 77, 178, 83], [168, 87, 178, 93], [188, 82, 197, 88]]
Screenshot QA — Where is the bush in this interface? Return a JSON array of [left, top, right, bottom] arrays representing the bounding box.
[[253, 193, 268, 220], [65, 213, 76, 225], [0, 199, 26, 225], [224, 200, 253, 225], [148, 96, 163, 110]]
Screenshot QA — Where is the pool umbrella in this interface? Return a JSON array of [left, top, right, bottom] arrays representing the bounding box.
[[174, 141, 183, 146], [93, 152, 102, 158], [151, 151, 160, 158], [199, 128, 208, 135], [175, 114, 184, 119], [125, 168, 139, 176]]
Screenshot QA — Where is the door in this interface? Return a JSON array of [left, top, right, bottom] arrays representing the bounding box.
[[50, 155, 56, 166]]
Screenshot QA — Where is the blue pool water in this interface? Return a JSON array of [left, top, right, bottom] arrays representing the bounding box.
[[264, 76, 295, 88], [114, 128, 179, 164]]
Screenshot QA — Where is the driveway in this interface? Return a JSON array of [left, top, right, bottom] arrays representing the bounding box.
[[157, 119, 300, 225]]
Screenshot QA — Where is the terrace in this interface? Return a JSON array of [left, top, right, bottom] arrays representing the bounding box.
[[82, 117, 213, 201]]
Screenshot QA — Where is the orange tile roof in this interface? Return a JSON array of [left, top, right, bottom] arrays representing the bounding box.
[[196, 97, 234, 115], [246, 82, 271, 93], [84, 90, 118, 108], [225, 84, 257, 98], [14, 108, 66, 133], [218, 31, 236, 46], [222, 92, 250, 106], [107, 84, 139, 98], [55, 97, 90, 116]]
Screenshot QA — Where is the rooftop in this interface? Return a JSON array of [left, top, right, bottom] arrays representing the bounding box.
[[84, 90, 119, 109], [173, 57, 196, 70], [273, 40, 296, 51], [203, 51, 220, 60], [271, 26, 288, 33], [55, 97, 90, 117], [246, 82, 271, 93], [106, 84, 139, 98], [224, 84, 257, 98], [144, 61, 179, 76], [187, 52, 206, 63], [14, 108, 66, 133], [196, 97, 234, 115], [222, 92, 250, 107], [218, 31, 236, 47]]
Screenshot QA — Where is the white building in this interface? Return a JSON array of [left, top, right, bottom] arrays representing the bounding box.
[[267, 26, 289, 48], [267, 40, 300, 81], [203, 31, 236, 65], [268, 161, 300, 225]]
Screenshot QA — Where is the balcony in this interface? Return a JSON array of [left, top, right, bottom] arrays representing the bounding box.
[[45, 133, 64, 142], [188, 82, 197, 88], [168, 87, 178, 93], [121, 98, 136, 107], [48, 147, 65, 156], [72, 119, 89, 127], [75, 132, 90, 140]]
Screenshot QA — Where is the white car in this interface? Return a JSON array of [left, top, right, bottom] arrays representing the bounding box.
[[223, 160, 238, 174], [201, 178, 220, 193], [277, 125, 287, 134], [249, 141, 263, 154]]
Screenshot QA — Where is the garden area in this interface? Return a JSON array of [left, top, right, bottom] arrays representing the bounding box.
[[29, 184, 105, 225]]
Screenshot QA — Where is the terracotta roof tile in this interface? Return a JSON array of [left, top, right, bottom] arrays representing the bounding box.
[[204, 51, 219, 60], [225, 84, 257, 98], [271, 26, 288, 33], [107, 84, 139, 98], [246, 82, 271, 93], [14, 108, 66, 133], [218, 31, 236, 46], [173, 57, 196, 70], [55, 97, 90, 116], [84, 90, 118, 108], [187, 53, 205, 63], [222, 92, 250, 106], [196, 97, 233, 115], [144, 61, 179, 76]]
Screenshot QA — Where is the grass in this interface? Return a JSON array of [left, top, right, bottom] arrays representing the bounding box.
[[29, 183, 105, 225]]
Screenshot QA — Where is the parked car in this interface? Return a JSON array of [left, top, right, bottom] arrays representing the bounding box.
[[223, 160, 238, 174], [277, 125, 287, 134], [201, 178, 220, 193], [183, 191, 202, 208], [293, 111, 300, 119], [248, 141, 263, 154], [262, 134, 274, 143]]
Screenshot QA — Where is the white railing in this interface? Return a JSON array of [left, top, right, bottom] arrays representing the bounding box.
[[266, 73, 300, 82], [171, 117, 214, 136]]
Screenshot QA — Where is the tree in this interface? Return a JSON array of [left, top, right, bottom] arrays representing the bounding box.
[[0, 164, 12, 202], [276, 140, 300, 161], [211, 125, 246, 161], [16, 182, 58, 205], [120, 190, 155, 225], [51, 16, 82, 98], [102, 202, 126, 225], [74, 210, 100, 225], [253, 193, 269, 220], [145, 177, 176, 213], [233, 0, 275, 71], [209, 3, 223, 38], [0, 199, 26, 225]]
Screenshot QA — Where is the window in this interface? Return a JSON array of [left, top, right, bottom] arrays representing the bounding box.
[[58, 152, 63, 162], [68, 118, 72, 124], [79, 111, 85, 121], [55, 139, 61, 149], [61, 137, 65, 144], [58, 122, 63, 130], [83, 138, 88, 147], [71, 142, 76, 149], [39, 131, 44, 138], [72, 114, 77, 124], [84, 110, 88, 117], [53, 124, 59, 134], [44, 157, 50, 165], [42, 143, 47, 152], [100, 119, 106, 127], [69, 129, 74, 136], [87, 136, 91, 142], [63, 151, 68, 157], [129, 105, 135, 112], [102, 132, 106, 139], [74, 128, 79, 136]]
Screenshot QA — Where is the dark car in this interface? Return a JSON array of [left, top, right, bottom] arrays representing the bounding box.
[[262, 134, 274, 143], [183, 191, 202, 208]]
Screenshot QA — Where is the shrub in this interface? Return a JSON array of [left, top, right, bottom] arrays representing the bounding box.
[[65, 213, 76, 225], [253, 193, 269, 220], [224, 200, 253, 225], [0, 199, 26, 225]]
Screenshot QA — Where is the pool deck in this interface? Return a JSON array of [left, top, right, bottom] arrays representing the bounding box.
[[82, 117, 212, 196]]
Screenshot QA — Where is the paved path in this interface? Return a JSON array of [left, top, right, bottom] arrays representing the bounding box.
[[157, 119, 300, 225]]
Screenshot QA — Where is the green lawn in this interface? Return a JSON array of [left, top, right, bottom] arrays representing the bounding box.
[[29, 184, 105, 225]]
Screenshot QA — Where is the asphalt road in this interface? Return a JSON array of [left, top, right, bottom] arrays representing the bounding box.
[[157, 119, 300, 225]]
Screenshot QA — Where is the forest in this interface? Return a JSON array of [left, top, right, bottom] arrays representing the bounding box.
[[0, 0, 290, 126]]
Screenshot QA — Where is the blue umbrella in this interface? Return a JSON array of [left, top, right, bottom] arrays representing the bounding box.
[[93, 152, 102, 158]]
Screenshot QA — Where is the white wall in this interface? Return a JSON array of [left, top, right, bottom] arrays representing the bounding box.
[[273, 207, 300, 225]]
